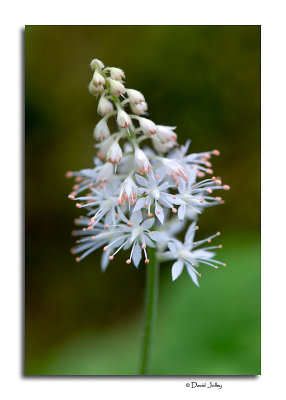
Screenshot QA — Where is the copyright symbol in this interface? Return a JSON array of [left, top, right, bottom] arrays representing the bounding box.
[[186, 383, 190, 387]]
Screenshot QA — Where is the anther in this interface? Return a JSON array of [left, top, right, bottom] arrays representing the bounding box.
[[145, 259, 150, 264], [109, 255, 114, 260], [144, 203, 148, 208], [142, 244, 146, 249], [195, 225, 199, 230], [198, 274, 201, 278], [223, 185, 230, 190], [156, 210, 161, 214], [212, 176, 216, 181], [103, 246, 108, 251], [216, 232, 221, 236], [68, 193, 75, 200], [213, 149, 220, 156], [148, 212, 153, 218], [127, 221, 132, 226], [155, 174, 160, 179], [218, 244, 222, 248], [206, 169, 213, 174], [208, 239, 211, 243], [65, 171, 73, 178], [105, 224, 109, 229], [207, 188, 213, 193], [75, 257, 81, 262], [214, 265, 219, 269], [126, 259, 131, 264], [200, 198, 204, 203], [172, 208, 177, 213], [216, 179, 222, 185], [76, 203, 82, 208], [91, 236, 95, 240]]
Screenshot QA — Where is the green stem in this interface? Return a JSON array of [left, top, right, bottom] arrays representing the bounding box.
[[139, 246, 159, 375]]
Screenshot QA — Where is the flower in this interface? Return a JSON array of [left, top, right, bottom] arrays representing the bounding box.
[[127, 89, 145, 105], [138, 117, 157, 136], [109, 67, 125, 80], [134, 147, 151, 174], [102, 210, 167, 267], [90, 58, 104, 70], [117, 109, 131, 128], [133, 169, 184, 224], [161, 222, 225, 285], [130, 101, 148, 115], [97, 97, 114, 116], [92, 70, 105, 86], [94, 118, 110, 141], [107, 78, 126, 96], [68, 57, 229, 282], [107, 141, 122, 164], [156, 125, 177, 143], [118, 176, 138, 205]]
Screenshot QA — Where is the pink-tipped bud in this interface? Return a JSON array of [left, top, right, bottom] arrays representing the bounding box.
[[126, 259, 131, 264], [65, 171, 73, 178], [213, 149, 220, 156], [142, 243, 146, 249]]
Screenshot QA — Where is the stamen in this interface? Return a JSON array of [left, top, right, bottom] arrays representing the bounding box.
[[126, 259, 131, 264]]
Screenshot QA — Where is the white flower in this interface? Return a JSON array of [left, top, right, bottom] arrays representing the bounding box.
[[92, 70, 105, 86], [88, 82, 104, 96], [95, 162, 114, 183], [94, 119, 110, 141], [90, 59, 105, 70], [138, 117, 157, 136], [117, 109, 131, 128], [134, 147, 151, 175], [109, 67, 125, 80], [127, 89, 145, 104], [161, 222, 224, 285], [160, 158, 188, 182], [151, 135, 176, 153], [107, 141, 122, 164], [156, 125, 177, 143], [118, 176, 137, 205], [107, 78, 126, 96], [101, 210, 167, 267], [133, 169, 184, 224], [97, 97, 114, 116], [130, 101, 148, 115]]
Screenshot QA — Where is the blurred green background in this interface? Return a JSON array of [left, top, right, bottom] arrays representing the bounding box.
[[25, 26, 260, 375]]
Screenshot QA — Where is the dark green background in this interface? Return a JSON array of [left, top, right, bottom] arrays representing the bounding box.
[[25, 26, 260, 375]]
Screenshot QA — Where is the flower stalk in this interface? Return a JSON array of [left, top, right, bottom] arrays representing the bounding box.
[[140, 246, 159, 375]]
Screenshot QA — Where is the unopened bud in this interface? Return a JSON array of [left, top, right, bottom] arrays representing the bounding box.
[[107, 78, 126, 96], [94, 119, 110, 141], [107, 141, 122, 164], [109, 67, 125, 81], [97, 97, 114, 116], [138, 117, 157, 136], [117, 109, 131, 128]]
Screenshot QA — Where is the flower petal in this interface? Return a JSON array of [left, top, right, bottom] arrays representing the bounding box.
[[135, 174, 148, 187], [132, 241, 142, 267], [155, 202, 164, 224], [141, 218, 155, 230], [130, 210, 143, 225], [172, 259, 184, 281], [133, 197, 147, 213], [178, 204, 186, 221], [186, 265, 199, 287]]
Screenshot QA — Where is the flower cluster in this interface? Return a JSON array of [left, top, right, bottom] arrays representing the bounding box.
[[66, 58, 230, 286]]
